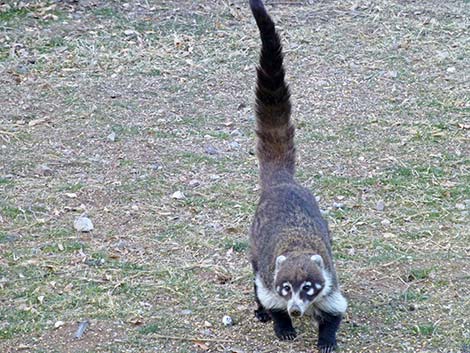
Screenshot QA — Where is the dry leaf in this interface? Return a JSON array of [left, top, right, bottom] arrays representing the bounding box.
[[28, 117, 50, 127], [194, 341, 209, 350]]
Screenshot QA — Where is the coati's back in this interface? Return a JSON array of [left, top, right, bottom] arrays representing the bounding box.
[[249, 0, 333, 278], [248, 1, 347, 351]]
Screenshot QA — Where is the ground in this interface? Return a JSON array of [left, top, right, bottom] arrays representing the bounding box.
[[0, 0, 469, 352]]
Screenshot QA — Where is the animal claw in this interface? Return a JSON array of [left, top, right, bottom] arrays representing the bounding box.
[[319, 345, 335, 353]]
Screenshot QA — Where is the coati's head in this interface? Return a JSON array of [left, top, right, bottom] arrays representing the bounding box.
[[274, 253, 330, 318]]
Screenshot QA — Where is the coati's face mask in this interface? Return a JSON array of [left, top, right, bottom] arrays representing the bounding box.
[[274, 254, 327, 318]]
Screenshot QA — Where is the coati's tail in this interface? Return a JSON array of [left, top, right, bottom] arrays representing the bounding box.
[[250, 0, 295, 188]]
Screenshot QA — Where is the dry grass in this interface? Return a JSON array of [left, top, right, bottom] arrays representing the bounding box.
[[0, 0, 469, 352]]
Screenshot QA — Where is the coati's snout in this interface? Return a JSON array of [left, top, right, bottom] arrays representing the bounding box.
[[274, 253, 328, 318]]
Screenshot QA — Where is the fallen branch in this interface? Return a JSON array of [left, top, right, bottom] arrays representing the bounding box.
[[152, 334, 233, 343]]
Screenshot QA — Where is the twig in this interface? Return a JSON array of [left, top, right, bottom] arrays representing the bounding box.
[[152, 334, 233, 343], [0, 130, 16, 136]]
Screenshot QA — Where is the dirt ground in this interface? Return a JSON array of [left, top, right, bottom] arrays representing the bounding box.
[[0, 0, 469, 352]]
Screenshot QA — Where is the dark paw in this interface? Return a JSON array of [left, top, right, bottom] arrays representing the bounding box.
[[255, 308, 271, 323], [274, 325, 297, 340], [318, 343, 336, 353]]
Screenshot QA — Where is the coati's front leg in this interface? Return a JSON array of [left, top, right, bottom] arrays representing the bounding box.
[[253, 281, 271, 322], [271, 309, 297, 340], [315, 310, 342, 353]]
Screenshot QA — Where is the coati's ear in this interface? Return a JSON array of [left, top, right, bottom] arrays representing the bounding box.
[[311, 254, 324, 268], [275, 255, 287, 271]]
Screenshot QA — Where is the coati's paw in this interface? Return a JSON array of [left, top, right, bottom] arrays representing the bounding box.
[[274, 325, 297, 340], [318, 342, 337, 353], [254, 308, 271, 323]]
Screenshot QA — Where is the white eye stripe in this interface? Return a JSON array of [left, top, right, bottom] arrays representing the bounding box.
[[315, 283, 322, 290], [307, 288, 315, 296], [281, 282, 291, 296]]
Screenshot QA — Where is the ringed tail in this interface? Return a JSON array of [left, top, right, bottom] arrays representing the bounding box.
[[250, 0, 295, 188]]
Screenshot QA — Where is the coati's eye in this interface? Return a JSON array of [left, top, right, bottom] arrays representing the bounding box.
[[303, 284, 311, 292], [283, 285, 291, 292]]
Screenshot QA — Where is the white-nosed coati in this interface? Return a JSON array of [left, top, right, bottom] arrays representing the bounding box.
[[248, 1, 347, 352]]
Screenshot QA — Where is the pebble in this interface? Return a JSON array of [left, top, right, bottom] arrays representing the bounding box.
[[188, 179, 200, 187], [37, 165, 53, 177], [205, 145, 218, 155], [228, 141, 240, 150], [54, 321, 65, 329], [222, 315, 233, 326], [332, 202, 344, 209], [171, 191, 185, 200], [107, 132, 116, 142], [180, 309, 192, 315], [455, 203, 466, 210], [73, 216, 94, 232], [381, 219, 391, 227], [376, 200, 385, 211]]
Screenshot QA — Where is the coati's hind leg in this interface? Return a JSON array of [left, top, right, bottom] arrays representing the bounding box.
[[253, 280, 271, 322], [271, 309, 297, 340], [315, 310, 342, 353]]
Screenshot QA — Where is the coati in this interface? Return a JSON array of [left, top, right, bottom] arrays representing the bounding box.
[[248, 1, 347, 352]]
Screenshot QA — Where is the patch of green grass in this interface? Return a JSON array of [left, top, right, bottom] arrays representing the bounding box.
[[401, 289, 429, 302], [0, 205, 25, 219], [93, 7, 120, 19], [0, 308, 39, 339], [406, 267, 433, 281], [139, 322, 161, 335], [412, 323, 436, 337], [0, 177, 13, 185], [0, 7, 29, 22], [224, 239, 249, 253], [57, 182, 85, 192]]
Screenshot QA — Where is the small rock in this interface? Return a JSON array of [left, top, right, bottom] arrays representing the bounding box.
[[151, 163, 162, 171], [315, 195, 321, 202], [189, 179, 200, 187], [376, 200, 385, 212], [228, 141, 240, 150], [116, 240, 128, 249], [180, 309, 193, 315], [54, 321, 65, 329], [171, 191, 185, 200], [437, 51, 449, 61], [205, 145, 218, 155], [455, 203, 466, 210], [210, 174, 220, 180], [332, 202, 344, 209], [107, 132, 116, 142], [447, 67, 456, 73], [384, 70, 398, 79], [203, 321, 212, 327], [37, 165, 53, 176], [200, 328, 213, 336], [222, 315, 233, 326], [73, 216, 94, 232], [347, 248, 355, 256], [381, 219, 391, 227]]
